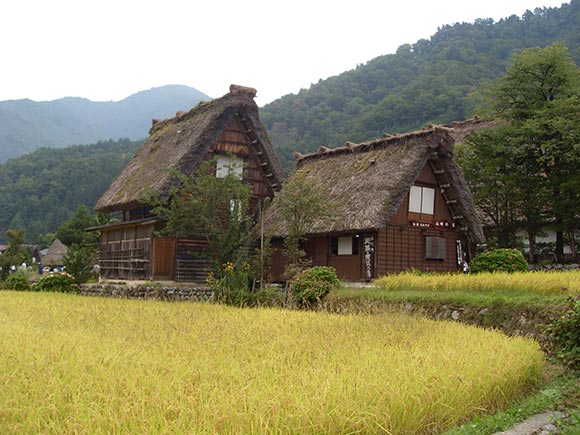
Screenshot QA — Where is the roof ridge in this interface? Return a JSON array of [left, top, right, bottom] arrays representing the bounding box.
[[149, 84, 257, 135], [298, 125, 453, 164]]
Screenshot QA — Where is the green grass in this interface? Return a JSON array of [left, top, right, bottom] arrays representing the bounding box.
[[334, 270, 579, 308], [0, 291, 544, 434], [335, 287, 569, 307], [443, 371, 580, 435]]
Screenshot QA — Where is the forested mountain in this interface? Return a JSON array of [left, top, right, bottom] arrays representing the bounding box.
[[2, 1, 580, 243], [0, 139, 141, 243], [0, 85, 209, 163], [260, 1, 580, 170]]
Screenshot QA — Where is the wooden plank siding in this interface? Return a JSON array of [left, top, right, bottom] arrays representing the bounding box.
[[212, 116, 275, 212], [99, 223, 154, 280], [378, 226, 460, 274], [371, 161, 462, 275], [174, 238, 212, 282], [152, 237, 176, 280]]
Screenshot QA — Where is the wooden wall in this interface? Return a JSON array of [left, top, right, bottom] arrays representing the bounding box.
[[376, 226, 461, 274], [376, 161, 463, 275], [212, 116, 275, 212], [99, 223, 155, 280]]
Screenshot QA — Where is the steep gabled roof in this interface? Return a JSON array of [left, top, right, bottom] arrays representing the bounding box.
[[42, 239, 68, 267], [95, 85, 284, 213], [265, 125, 485, 244]]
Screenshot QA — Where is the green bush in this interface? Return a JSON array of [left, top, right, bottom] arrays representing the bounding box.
[[542, 296, 580, 370], [470, 248, 527, 273], [207, 262, 252, 306], [290, 266, 340, 307], [3, 272, 30, 291], [63, 244, 94, 284], [34, 273, 79, 293]]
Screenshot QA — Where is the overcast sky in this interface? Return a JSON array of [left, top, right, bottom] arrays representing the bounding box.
[[1, 0, 567, 105]]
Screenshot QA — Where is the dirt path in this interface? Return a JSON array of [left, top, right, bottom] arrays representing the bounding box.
[[493, 412, 567, 435]]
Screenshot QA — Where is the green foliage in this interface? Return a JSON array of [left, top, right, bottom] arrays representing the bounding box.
[[206, 262, 252, 306], [151, 158, 256, 277], [33, 273, 78, 293], [273, 171, 334, 279], [458, 43, 580, 259], [3, 273, 30, 291], [63, 244, 94, 284], [470, 249, 527, 273], [207, 263, 285, 307], [0, 229, 28, 281], [0, 139, 141, 244], [290, 266, 340, 307], [55, 205, 99, 247], [542, 296, 580, 370], [260, 2, 580, 172]]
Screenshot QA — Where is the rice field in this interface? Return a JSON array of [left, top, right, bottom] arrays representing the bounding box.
[[0, 291, 544, 434], [373, 270, 580, 295]]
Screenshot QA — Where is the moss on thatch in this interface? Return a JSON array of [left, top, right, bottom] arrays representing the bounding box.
[[95, 85, 284, 213]]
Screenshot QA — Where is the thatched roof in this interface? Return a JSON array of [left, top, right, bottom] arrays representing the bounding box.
[[95, 85, 284, 213], [444, 118, 495, 144], [265, 125, 485, 244], [42, 239, 68, 267]]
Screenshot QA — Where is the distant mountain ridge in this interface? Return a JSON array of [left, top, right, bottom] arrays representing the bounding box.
[[0, 85, 210, 163]]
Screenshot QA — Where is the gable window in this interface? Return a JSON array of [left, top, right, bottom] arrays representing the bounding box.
[[216, 155, 243, 179], [331, 235, 359, 256], [409, 185, 435, 215]]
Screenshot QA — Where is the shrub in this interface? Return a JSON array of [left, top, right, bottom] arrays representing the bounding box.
[[470, 248, 527, 273], [63, 244, 94, 284], [34, 273, 79, 293], [290, 266, 340, 307], [207, 262, 252, 306], [3, 272, 30, 291], [542, 296, 580, 370]]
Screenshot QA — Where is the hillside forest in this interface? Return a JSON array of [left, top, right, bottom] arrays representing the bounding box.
[[0, 139, 141, 244], [0, 1, 579, 248]]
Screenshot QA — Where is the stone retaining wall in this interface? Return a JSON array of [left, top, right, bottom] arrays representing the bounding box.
[[79, 283, 213, 302], [530, 263, 579, 271]]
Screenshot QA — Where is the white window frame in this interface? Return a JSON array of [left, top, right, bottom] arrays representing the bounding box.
[[409, 185, 435, 215], [337, 236, 353, 255], [216, 155, 243, 179]]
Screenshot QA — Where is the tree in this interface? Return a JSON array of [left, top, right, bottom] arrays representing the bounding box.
[[151, 158, 256, 278], [55, 205, 99, 247], [63, 244, 94, 284], [0, 229, 27, 281], [273, 171, 334, 278], [460, 43, 580, 261]]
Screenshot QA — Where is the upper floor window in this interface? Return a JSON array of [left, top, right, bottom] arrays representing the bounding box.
[[216, 155, 243, 179], [409, 185, 435, 215]]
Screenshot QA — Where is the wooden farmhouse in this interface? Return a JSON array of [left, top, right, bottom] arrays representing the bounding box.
[[266, 126, 485, 281], [91, 85, 284, 281]]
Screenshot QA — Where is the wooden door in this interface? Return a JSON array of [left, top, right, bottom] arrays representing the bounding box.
[[153, 237, 176, 280]]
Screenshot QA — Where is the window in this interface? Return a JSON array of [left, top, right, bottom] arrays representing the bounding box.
[[425, 236, 446, 260], [409, 186, 435, 215], [331, 235, 359, 256], [216, 155, 243, 179]]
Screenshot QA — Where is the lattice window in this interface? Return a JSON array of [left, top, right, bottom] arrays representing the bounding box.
[[425, 236, 446, 260]]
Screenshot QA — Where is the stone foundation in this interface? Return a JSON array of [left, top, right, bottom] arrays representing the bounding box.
[[79, 283, 213, 302]]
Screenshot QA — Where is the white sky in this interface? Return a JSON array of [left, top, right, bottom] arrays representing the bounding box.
[[1, 0, 567, 106]]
